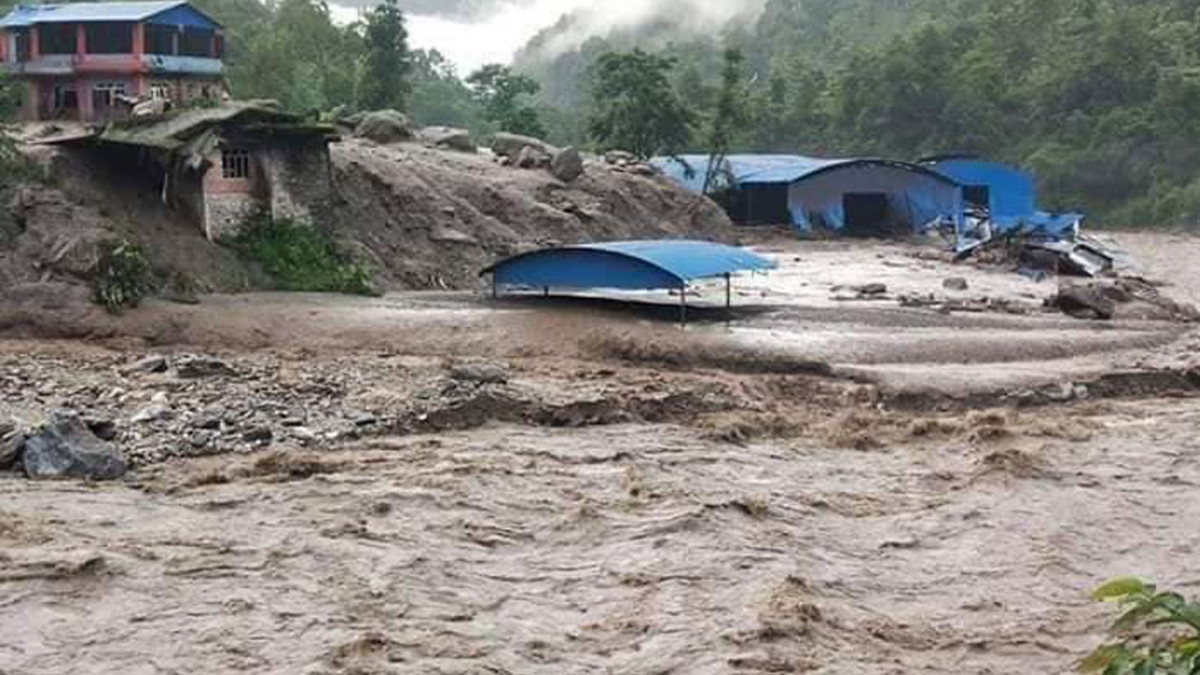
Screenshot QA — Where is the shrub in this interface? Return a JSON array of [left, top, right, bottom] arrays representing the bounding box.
[[1081, 577, 1200, 674], [227, 216, 375, 296], [93, 239, 155, 313]]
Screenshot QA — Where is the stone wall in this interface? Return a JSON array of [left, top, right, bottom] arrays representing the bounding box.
[[261, 139, 334, 224]]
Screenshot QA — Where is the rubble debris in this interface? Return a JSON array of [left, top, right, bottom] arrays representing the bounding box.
[[354, 110, 415, 144], [551, 146, 585, 182], [173, 356, 236, 379], [120, 355, 168, 375], [449, 362, 510, 386], [22, 411, 128, 481], [943, 277, 969, 291]]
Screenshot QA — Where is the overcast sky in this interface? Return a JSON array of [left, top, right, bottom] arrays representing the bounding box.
[[328, 0, 764, 76]]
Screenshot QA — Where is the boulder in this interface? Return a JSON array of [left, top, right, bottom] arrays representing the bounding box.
[[420, 126, 475, 153], [354, 110, 415, 144], [22, 411, 128, 481], [1051, 284, 1115, 320], [516, 146, 551, 170], [943, 277, 969, 291], [550, 146, 585, 182], [491, 132, 556, 159]]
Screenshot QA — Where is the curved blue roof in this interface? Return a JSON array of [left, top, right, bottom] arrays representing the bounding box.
[[653, 154, 959, 193], [482, 240, 776, 291]]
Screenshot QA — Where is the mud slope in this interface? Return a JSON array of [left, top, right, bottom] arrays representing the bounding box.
[[329, 140, 734, 289]]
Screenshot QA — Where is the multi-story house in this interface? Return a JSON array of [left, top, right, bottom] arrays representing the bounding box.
[[0, 0, 225, 122]]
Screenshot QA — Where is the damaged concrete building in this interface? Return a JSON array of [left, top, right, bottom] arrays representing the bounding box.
[[42, 102, 338, 240]]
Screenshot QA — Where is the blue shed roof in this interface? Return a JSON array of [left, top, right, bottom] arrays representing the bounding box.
[[482, 240, 776, 291], [653, 154, 959, 193], [0, 1, 219, 28]]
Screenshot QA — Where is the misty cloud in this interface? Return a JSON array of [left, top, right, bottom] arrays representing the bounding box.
[[328, 0, 766, 73]]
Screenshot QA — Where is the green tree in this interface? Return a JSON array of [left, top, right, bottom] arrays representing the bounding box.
[[360, 0, 412, 111], [587, 49, 694, 159], [409, 49, 488, 133], [701, 48, 748, 195], [466, 64, 547, 138]]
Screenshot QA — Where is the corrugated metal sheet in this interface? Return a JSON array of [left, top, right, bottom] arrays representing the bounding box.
[[0, 1, 194, 27], [98, 101, 294, 149], [483, 240, 776, 291]]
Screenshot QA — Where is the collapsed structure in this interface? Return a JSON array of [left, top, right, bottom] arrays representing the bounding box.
[[37, 102, 338, 240]]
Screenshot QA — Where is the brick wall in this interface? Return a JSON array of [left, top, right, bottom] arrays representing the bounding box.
[[198, 136, 333, 241]]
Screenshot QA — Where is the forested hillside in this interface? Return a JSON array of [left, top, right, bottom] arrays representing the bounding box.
[[516, 0, 1200, 225], [2, 0, 1199, 224]]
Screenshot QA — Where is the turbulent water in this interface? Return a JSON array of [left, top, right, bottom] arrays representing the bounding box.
[[3, 235, 1200, 674]]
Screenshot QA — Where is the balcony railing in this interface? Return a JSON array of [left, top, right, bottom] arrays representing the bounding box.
[[3, 53, 222, 77]]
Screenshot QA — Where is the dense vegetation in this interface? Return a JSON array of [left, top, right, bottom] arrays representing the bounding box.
[[2, 0, 1200, 224]]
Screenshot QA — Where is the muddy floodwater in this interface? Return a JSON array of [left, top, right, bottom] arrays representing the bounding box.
[[3, 236, 1200, 674]]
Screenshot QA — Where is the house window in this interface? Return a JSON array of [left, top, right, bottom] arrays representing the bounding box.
[[221, 148, 250, 180], [53, 84, 78, 111], [149, 83, 172, 101], [91, 82, 126, 110], [144, 24, 176, 55], [180, 28, 214, 57], [85, 22, 134, 54], [40, 24, 77, 55]]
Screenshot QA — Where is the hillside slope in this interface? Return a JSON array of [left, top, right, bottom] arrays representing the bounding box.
[[0, 136, 735, 333]]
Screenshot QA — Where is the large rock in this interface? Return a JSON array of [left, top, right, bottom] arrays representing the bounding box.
[[516, 146, 551, 169], [491, 132, 556, 159], [550, 146, 585, 182], [22, 411, 128, 481], [420, 126, 475, 153], [1052, 284, 1116, 320], [354, 110, 415, 144]]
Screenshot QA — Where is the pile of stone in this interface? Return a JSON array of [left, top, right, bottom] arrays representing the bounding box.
[[489, 133, 585, 183], [601, 150, 657, 176]]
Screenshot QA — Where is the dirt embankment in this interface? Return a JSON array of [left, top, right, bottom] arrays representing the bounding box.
[[328, 140, 734, 289], [0, 135, 734, 311]]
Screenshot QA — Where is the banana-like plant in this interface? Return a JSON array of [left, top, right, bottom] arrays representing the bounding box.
[[1081, 578, 1200, 675]]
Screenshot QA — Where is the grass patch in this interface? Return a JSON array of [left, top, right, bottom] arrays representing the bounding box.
[[227, 216, 375, 295]]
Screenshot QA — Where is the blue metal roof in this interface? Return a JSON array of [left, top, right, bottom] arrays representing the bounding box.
[[0, 1, 217, 27], [653, 154, 959, 193], [482, 240, 776, 291]]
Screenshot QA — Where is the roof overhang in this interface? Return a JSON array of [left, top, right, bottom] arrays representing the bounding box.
[[482, 240, 776, 291]]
